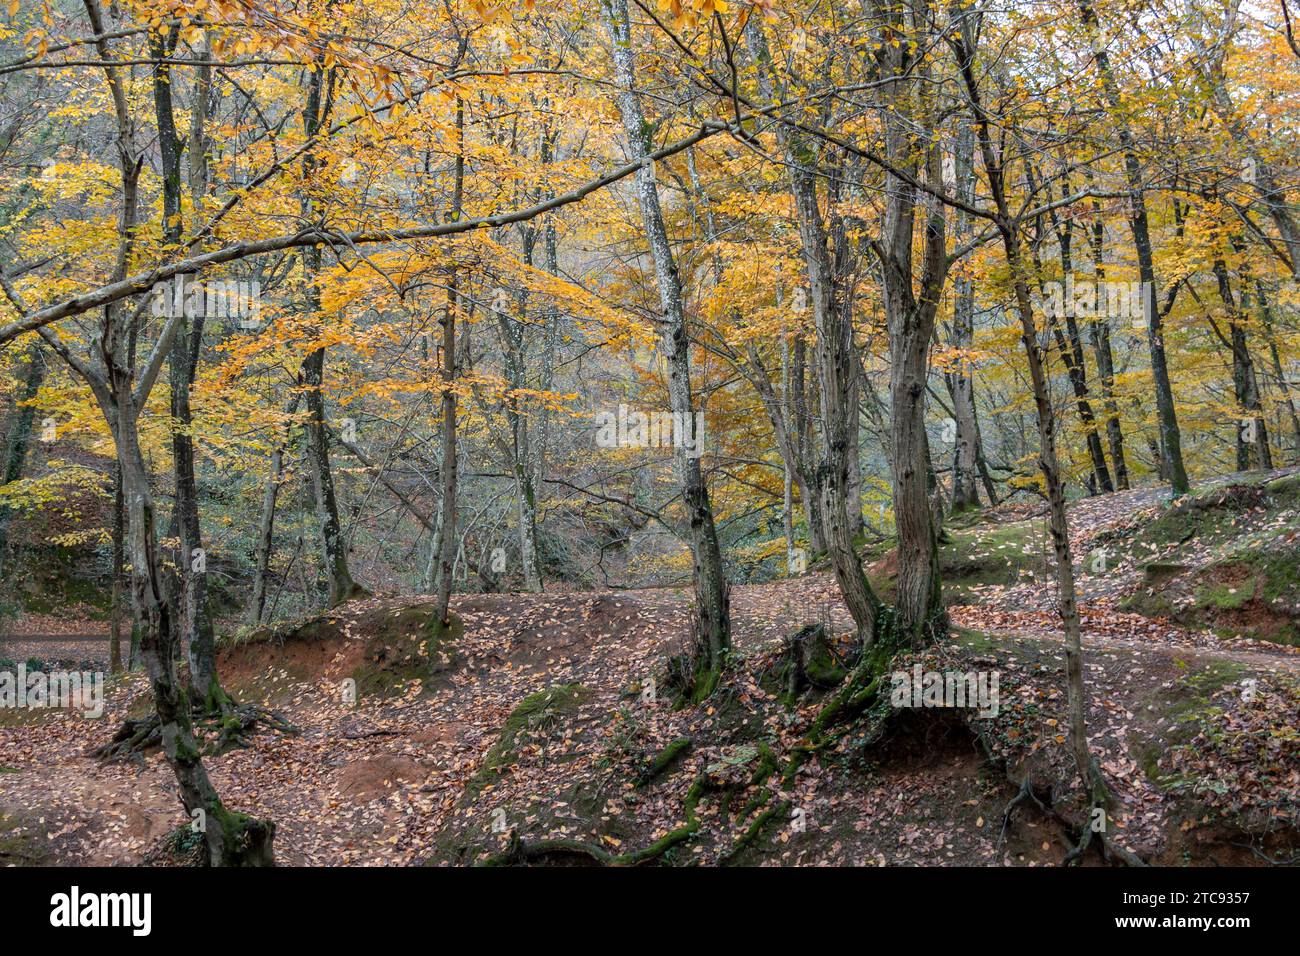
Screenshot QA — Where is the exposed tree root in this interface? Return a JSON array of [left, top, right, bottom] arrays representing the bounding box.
[[481, 776, 707, 867], [998, 777, 1051, 850], [635, 737, 691, 788], [91, 713, 164, 763], [91, 699, 299, 764], [719, 798, 790, 866], [973, 726, 1148, 867], [209, 703, 300, 755]]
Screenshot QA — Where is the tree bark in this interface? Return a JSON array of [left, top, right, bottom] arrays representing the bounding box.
[[1084, 188, 1130, 489], [947, 123, 983, 512], [604, 0, 731, 696], [1078, 0, 1189, 495], [299, 63, 364, 608], [248, 395, 301, 627], [745, 15, 880, 641], [1213, 258, 1272, 470], [0, 343, 44, 580], [871, 0, 949, 642]]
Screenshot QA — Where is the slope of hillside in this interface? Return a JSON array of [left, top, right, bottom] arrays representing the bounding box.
[[0, 474, 1295, 866]]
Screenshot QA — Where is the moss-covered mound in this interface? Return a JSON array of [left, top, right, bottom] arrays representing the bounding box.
[[1113, 474, 1300, 645]]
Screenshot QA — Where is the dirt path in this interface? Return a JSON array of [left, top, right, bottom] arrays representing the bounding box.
[[2, 477, 1295, 866]]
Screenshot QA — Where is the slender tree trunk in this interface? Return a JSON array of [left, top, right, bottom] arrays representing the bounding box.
[[791, 337, 827, 553], [1036, 192, 1114, 494], [1254, 280, 1300, 461], [1213, 259, 1272, 470], [433, 98, 466, 630], [300, 64, 364, 608], [434, 275, 459, 628], [106, 465, 124, 672], [1084, 190, 1130, 489], [1079, 0, 1189, 494], [153, 29, 222, 704], [947, 124, 983, 513], [249, 395, 301, 626], [497, 275, 542, 591], [953, 14, 1103, 804], [604, 0, 731, 696], [0, 344, 44, 579]]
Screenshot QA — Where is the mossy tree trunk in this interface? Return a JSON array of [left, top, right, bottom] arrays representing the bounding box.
[[0, 341, 44, 580]]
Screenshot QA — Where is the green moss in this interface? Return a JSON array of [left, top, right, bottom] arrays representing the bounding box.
[[949, 626, 1000, 653], [637, 737, 691, 787], [0, 810, 49, 865], [354, 608, 465, 697], [1132, 660, 1246, 784], [925, 519, 1046, 604], [1112, 475, 1300, 646], [1196, 580, 1255, 611], [467, 684, 591, 797]]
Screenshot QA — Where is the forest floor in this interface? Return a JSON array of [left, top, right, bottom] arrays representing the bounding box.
[[1, 469, 1297, 866]]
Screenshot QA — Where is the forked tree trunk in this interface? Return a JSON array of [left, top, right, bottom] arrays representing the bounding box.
[[107, 389, 274, 866], [745, 16, 879, 641], [873, 0, 949, 642]]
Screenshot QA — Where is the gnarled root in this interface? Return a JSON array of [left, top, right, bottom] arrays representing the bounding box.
[[481, 777, 707, 867], [975, 729, 1147, 867], [91, 698, 299, 764]]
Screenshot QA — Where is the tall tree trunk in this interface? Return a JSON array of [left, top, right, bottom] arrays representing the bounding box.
[[433, 97, 466, 631], [604, 0, 731, 696], [434, 275, 459, 628], [109, 464, 124, 673], [947, 124, 983, 513], [300, 64, 364, 608], [1036, 173, 1114, 494], [1213, 258, 1272, 470], [497, 250, 542, 592], [745, 15, 879, 641], [0, 343, 44, 579], [1084, 189, 1130, 489], [1254, 280, 1300, 462], [953, 13, 1104, 806], [248, 395, 301, 626], [1078, 0, 1189, 494], [872, 0, 949, 642], [153, 27, 221, 705]]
